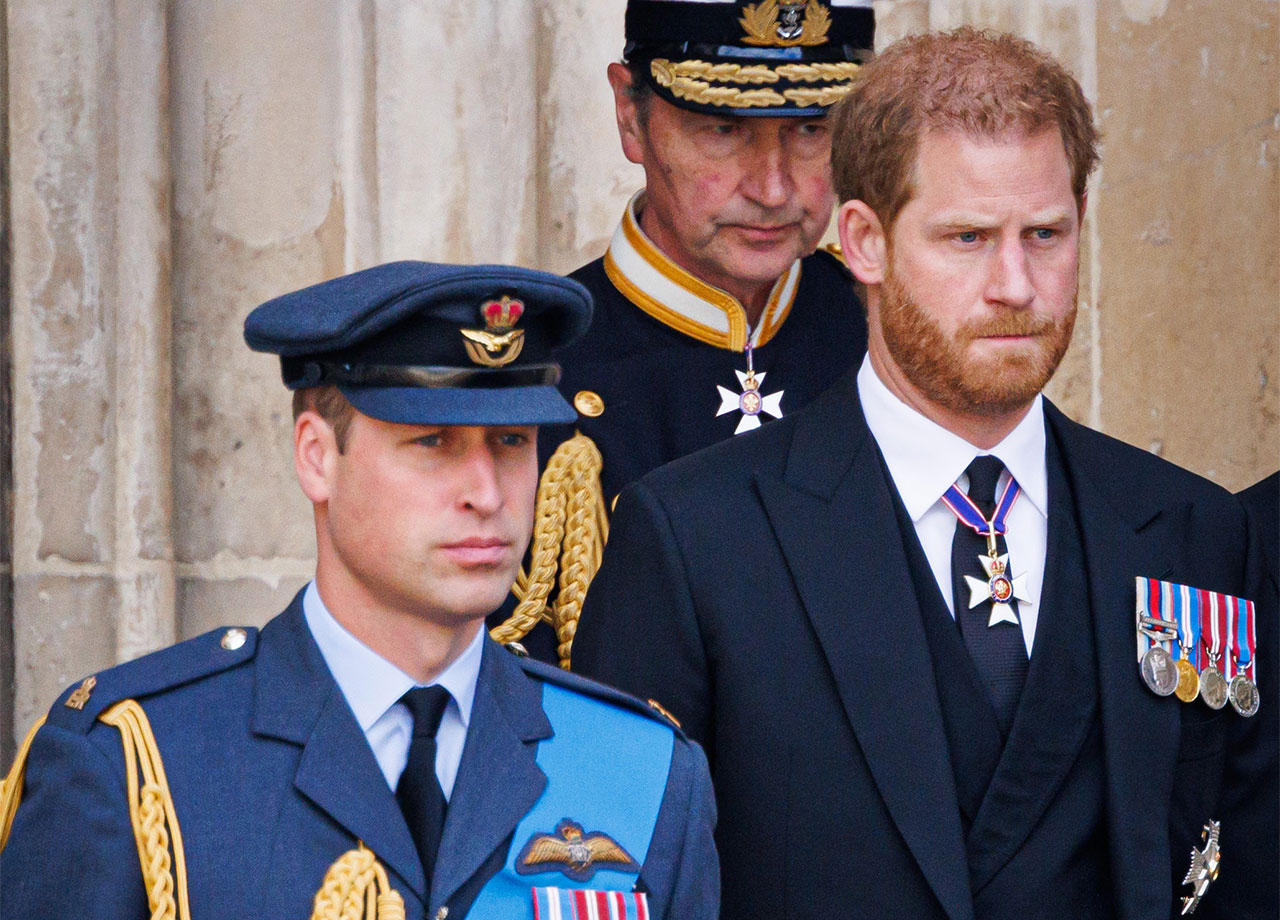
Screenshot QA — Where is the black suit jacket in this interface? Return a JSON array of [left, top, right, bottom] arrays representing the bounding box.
[[573, 370, 1278, 920]]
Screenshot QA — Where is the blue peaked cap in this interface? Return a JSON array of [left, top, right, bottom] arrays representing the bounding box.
[[244, 261, 592, 426]]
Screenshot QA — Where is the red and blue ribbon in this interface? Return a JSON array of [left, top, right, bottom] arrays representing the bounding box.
[[532, 887, 650, 920], [940, 468, 1022, 536]]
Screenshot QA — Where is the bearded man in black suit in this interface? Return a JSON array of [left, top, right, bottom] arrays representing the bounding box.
[[573, 27, 1277, 920]]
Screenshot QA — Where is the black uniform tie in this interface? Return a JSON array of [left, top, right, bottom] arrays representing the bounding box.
[[951, 456, 1028, 736], [396, 685, 452, 887]]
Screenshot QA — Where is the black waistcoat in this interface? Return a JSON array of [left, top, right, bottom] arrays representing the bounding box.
[[883, 427, 1117, 919]]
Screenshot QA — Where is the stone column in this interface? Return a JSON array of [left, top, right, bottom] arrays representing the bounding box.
[[534, 0, 645, 273], [8, 0, 176, 731], [168, 0, 348, 639]]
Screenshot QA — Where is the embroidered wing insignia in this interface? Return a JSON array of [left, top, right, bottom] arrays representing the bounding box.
[[516, 818, 640, 882]]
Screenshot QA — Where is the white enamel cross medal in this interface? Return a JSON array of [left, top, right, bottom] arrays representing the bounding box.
[[942, 472, 1030, 628], [965, 541, 1031, 627], [716, 343, 783, 434]]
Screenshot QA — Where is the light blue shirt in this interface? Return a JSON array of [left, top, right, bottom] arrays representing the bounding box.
[[302, 581, 483, 799], [858, 356, 1048, 656]]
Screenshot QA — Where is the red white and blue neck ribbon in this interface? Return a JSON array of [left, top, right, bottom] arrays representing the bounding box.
[[941, 467, 1022, 537]]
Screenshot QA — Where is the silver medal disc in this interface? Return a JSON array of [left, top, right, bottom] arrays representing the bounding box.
[[1140, 646, 1179, 696], [1199, 666, 1229, 710], [1229, 674, 1260, 717]]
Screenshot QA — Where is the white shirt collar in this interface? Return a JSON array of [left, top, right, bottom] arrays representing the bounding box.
[[601, 190, 802, 351], [857, 355, 1048, 522], [302, 581, 482, 733]]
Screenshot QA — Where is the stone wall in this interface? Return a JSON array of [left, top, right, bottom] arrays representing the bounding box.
[[5, 0, 1277, 751]]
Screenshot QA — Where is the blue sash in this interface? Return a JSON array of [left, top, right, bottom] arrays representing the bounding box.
[[466, 683, 675, 917]]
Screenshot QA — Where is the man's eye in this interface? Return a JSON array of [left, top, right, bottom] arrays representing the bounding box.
[[495, 431, 531, 448], [415, 434, 444, 447], [956, 231, 980, 244], [1031, 227, 1056, 240]]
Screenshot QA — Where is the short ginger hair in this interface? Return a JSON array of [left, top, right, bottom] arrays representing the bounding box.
[[830, 27, 1100, 231]]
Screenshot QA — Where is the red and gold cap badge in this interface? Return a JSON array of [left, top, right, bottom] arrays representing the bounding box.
[[461, 296, 525, 367]]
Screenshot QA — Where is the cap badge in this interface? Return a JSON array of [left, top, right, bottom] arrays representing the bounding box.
[[461, 296, 526, 367], [740, 0, 831, 47], [515, 818, 640, 881]]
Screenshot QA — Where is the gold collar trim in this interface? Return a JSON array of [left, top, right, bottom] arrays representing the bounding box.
[[602, 192, 801, 351]]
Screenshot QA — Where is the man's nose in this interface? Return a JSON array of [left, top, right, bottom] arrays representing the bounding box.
[[459, 446, 503, 514], [740, 137, 792, 209], [986, 237, 1036, 308]]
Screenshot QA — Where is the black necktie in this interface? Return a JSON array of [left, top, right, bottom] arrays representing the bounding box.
[[396, 685, 452, 887], [950, 456, 1028, 736]]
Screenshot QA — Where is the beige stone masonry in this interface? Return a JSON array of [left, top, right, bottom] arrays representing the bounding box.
[[6, 0, 1277, 744]]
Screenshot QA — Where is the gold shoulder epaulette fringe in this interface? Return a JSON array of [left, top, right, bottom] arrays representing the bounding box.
[[490, 432, 608, 669], [310, 845, 405, 920]]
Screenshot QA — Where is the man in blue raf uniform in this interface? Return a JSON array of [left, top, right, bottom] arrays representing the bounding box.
[[574, 29, 1278, 920], [492, 0, 876, 664], [0, 262, 718, 920]]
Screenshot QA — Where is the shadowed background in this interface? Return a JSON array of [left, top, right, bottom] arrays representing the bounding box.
[[1, 0, 1276, 758]]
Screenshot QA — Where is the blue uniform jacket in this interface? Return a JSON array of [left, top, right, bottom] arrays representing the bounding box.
[[0, 597, 719, 919]]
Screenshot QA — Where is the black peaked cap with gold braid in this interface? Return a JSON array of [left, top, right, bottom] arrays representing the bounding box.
[[625, 0, 875, 117]]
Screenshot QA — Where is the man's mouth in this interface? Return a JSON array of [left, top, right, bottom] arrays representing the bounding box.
[[439, 538, 511, 566]]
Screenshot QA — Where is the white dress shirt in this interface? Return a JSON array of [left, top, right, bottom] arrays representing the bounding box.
[[858, 357, 1049, 656], [302, 581, 482, 799]]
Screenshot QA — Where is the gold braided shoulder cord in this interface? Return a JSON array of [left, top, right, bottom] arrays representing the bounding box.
[[491, 433, 607, 668], [0, 703, 193, 919], [98, 700, 193, 920], [2, 707, 405, 920], [310, 845, 405, 920], [0, 715, 47, 850]]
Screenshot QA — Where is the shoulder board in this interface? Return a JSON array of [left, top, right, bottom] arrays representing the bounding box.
[[811, 243, 853, 278], [513, 654, 687, 738], [45, 626, 259, 734]]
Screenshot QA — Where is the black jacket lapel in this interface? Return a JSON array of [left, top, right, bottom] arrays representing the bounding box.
[[755, 375, 974, 920], [966, 427, 1099, 891], [1047, 404, 1181, 920]]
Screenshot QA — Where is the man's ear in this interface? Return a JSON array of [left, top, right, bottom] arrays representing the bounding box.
[[608, 62, 646, 165], [294, 410, 339, 504], [836, 199, 889, 286]]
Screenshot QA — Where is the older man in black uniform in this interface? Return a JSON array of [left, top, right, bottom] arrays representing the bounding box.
[[574, 28, 1278, 920], [492, 0, 876, 663]]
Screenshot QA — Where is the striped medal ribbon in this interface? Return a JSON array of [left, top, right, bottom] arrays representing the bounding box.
[[532, 886, 650, 920]]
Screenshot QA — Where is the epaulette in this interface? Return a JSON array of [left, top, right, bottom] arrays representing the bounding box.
[[815, 243, 853, 277], [45, 626, 259, 734], [510, 650, 687, 738]]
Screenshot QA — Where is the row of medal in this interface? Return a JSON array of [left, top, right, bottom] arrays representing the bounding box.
[[1135, 577, 1259, 717]]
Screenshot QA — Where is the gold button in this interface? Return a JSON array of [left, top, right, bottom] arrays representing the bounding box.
[[574, 390, 604, 418], [434, 908, 449, 920], [221, 628, 247, 651]]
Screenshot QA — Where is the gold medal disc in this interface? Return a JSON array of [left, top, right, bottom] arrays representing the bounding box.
[[1174, 658, 1200, 703]]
